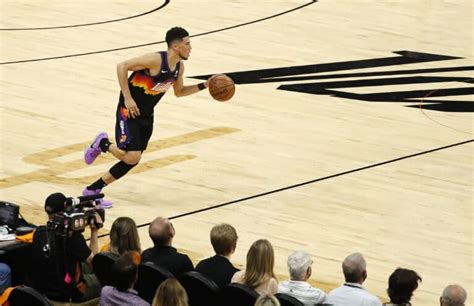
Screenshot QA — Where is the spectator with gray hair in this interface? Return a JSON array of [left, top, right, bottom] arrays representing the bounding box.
[[277, 251, 326, 305], [440, 284, 467, 306], [326, 252, 382, 306]]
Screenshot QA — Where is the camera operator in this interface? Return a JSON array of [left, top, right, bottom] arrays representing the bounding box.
[[31, 192, 102, 302]]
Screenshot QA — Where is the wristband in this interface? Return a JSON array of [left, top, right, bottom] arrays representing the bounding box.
[[197, 83, 206, 91]]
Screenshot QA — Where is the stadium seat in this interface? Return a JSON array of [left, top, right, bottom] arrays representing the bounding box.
[[275, 292, 304, 306], [178, 271, 220, 306], [220, 283, 259, 306], [135, 261, 174, 304], [8, 286, 52, 306], [92, 252, 119, 287]]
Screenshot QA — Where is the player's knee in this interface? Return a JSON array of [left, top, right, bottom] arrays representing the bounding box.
[[124, 152, 141, 165], [109, 161, 137, 180]]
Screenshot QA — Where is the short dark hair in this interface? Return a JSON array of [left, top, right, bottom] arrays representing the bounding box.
[[210, 223, 238, 255], [44, 192, 66, 214], [112, 252, 138, 291], [387, 268, 422, 304], [166, 27, 189, 47]]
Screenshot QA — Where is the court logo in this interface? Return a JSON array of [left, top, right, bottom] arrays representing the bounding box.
[[0, 127, 239, 189], [192, 51, 473, 112]]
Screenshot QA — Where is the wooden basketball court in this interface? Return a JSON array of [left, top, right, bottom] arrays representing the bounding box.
[[1, 1, 472, 304]]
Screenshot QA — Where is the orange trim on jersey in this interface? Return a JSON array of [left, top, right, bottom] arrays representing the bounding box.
[[131, 73, 169, 95]]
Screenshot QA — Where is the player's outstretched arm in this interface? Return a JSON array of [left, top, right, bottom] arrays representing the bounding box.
[[173, 63, 211, 97]]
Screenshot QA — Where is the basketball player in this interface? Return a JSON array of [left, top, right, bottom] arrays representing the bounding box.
[[83, 27, 212, 206]]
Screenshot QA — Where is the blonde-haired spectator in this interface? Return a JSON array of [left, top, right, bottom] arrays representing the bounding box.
[[152, 278, 188, 306], [101, 217, 141, 263], [231, 239, 278, 296], [255, 295, 281, 306]]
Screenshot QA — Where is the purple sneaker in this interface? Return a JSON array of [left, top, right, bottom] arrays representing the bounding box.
[[82, 188, 113, 209], [84, 132, 108, 165]]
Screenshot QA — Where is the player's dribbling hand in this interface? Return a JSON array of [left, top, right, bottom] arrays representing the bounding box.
[[125, 97, 140, 118]]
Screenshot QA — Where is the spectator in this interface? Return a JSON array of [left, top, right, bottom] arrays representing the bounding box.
[[255, 295, 281, 306], [196, 223, 239, 288], [152, 278, 188, 306], [231, 239, 278, 296], [326, 252, 382, 306], [31, 193, 101, 302], [440, 284, 467, 306], [384, 268, 421, 305], [100, 252, 149, 306], [141, 217, 193, 276], [0, 263, 11, 293], [278, 251, 326, 305], [101, 217, 141, 262]]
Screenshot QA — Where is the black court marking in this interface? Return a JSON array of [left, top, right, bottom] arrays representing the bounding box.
[[192, 51, 474, 113], [0, 0, 170, 31], [192, 51, 464, 83], [0, 0, 317, 65], [96, 138, 473, 238]]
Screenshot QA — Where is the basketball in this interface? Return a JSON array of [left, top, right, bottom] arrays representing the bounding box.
[[208, 75, 235, 102]]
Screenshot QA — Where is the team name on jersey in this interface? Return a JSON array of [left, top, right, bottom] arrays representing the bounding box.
[[151, 80, 174, 92]]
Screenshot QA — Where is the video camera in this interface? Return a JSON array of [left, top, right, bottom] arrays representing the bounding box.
[[46, 193, 106, 237]]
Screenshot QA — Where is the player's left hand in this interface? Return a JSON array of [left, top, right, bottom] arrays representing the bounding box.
[[205, 74, 222, 88]]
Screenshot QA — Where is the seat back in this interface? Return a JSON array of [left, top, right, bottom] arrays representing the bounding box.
[[275, 293, 304, 306], [220, 283, 259, 306], [178, 271, 219, 306], [92, 252, 119, 287], [9, 286, 52, 306], [135, 261, 174, 304]]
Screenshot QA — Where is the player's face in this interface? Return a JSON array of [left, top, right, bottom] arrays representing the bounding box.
[[176, 37, 191, 60]]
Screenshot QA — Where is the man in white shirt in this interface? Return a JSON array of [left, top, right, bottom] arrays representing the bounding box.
[[326, 252, 382, 306], [278, 250, 326, 305]]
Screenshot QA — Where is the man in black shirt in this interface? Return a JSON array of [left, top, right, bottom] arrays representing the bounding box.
[[141, 217, 193, 276], [31, 193, 102, 302], [196, 223, 239, 288]]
